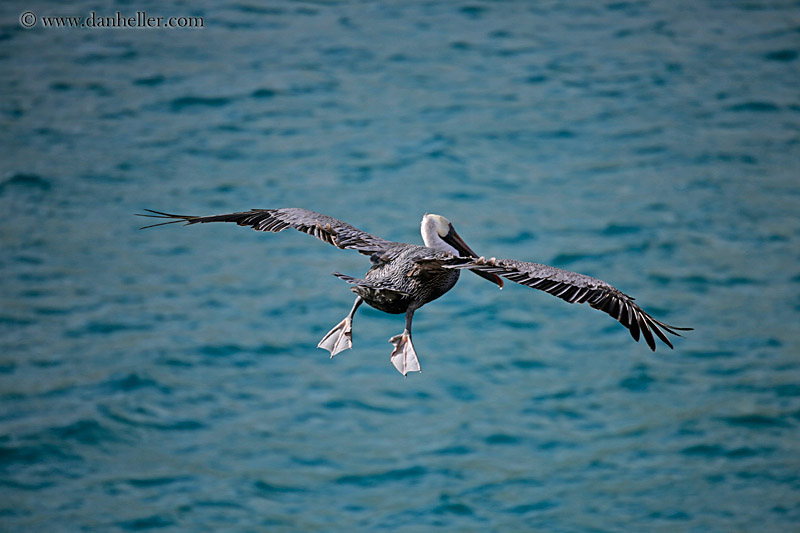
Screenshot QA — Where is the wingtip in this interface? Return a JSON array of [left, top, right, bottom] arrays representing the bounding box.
[[135, 209, 197, 229]]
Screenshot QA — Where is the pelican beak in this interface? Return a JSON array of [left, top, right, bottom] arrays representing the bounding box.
[[443, 227, 504, 289]]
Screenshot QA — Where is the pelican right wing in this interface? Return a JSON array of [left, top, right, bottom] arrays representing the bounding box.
[[442, 256, 691, 351], [138, 208, 395, 257]]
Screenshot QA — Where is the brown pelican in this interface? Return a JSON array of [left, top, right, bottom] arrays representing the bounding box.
[[138, 208, 691, 375]]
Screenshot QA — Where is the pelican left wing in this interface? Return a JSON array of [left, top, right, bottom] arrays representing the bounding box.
[[138, 208, 395, 257], [442, 257, 691, 351]]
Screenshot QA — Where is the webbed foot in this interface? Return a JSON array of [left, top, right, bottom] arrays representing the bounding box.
[[318, 316, 354, 357], [318, 297, 363, 358], [389, 330, 421, 376]]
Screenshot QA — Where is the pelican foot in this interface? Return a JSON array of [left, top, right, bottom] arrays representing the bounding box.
[[317, 317, 354, 357], [389, 330, 421, 376]]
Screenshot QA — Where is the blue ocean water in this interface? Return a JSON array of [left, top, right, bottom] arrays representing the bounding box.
[[2, 0, 799, 530]]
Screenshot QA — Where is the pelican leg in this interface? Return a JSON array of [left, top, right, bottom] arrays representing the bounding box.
[[389, 308, 421, 376], [318, 297, 363, 357]]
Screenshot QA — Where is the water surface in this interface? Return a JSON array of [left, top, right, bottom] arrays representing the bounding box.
[[2, 1, 799, 531]]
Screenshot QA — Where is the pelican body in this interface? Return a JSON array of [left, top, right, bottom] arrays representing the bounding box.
[[139, 208, 690, 375]]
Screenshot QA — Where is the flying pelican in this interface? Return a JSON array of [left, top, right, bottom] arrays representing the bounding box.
[[138, 208, 690, 375]]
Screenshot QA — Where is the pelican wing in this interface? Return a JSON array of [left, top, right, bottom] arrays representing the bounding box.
[[443, 257, 691, 351], [138, 208, 394, 256]]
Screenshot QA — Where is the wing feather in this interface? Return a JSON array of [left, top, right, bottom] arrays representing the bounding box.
[[138, 208, 394, 256], [442, 256, 691, 351]]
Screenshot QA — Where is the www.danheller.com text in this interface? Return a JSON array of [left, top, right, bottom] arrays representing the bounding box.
[[30, 11, 204, 29]]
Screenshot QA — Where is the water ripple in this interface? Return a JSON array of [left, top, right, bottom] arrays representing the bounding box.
[[336, 466, 428, 487]]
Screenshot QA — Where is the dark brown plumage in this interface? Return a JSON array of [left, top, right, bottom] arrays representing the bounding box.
[[138, 208, 691, 374]]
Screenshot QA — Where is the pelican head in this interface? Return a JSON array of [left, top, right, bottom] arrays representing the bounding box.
[[421, 214, 503, 288]]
